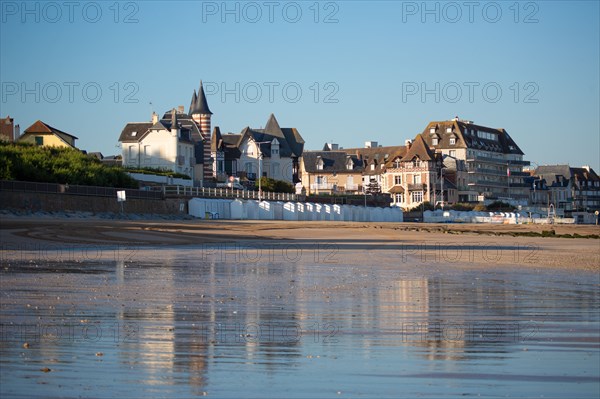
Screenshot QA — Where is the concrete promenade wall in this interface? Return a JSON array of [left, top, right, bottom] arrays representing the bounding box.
[[0, 190, 188, 215]]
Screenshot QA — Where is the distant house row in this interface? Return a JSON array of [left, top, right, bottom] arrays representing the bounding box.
[[300, 117, 532, 210]]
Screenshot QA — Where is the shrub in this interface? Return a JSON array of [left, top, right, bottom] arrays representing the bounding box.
[[255, 177, 294, 193], [0, 142, 138, 188]]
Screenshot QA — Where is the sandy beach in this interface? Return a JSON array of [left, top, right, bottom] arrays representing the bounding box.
[[1, 216, 599, 270]]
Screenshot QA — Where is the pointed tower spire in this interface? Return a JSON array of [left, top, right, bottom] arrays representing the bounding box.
[[264, 113, 283, 137], [189, 90, 197, 115], [193, 80, 213, 115]]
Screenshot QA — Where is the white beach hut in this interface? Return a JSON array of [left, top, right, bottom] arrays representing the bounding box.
[[283, 202, 298, 221], [230, 199, 245, 220], [259, 201, 275, 220]]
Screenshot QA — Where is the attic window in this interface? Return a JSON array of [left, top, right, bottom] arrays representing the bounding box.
[[446, 127, 452, 133], [394, 159, 401, 168], [429, 127, 436, 134], [449, 137, 456, 145], [316, 157, 324, 170], [346, 160, 353, 170], [432, 138, 439, 146], [371, 163, 375, 171], [131, 131, 137, 137]]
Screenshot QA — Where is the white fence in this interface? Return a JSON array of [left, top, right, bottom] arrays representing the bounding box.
[[189, 198, 403, 222], [127, 172, 193, 187]]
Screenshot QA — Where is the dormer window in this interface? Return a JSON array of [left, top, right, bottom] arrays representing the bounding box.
[[432, 137, 439, 146], [429, 127, 436, 134], [446, 127, 452, 133], [316, 156, 324, 170], [394, 159, 401, 168], [371, 163, 375, 171], [449, 137, 456, 145], [346, 157, 353, 170]]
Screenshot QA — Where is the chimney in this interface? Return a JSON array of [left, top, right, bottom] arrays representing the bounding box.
[[365, 141, 378, 148], [327, 143, 339, 150], [177, 105, 184, 114], [14, 124, 20, 141], [583, 165, 591, 172], [405, 139, 412, 149], [151, 112, 158, 124]]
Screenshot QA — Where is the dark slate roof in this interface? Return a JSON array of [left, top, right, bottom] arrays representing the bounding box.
[[302, 151, 363, 173], [118, 122, 152, 142], [188, 90, 197, 115], [343, 145, 406, 173], [420, 119, 524, 155], [159, 111, 203, 142], [191, 81, 213, 115], [238, 114, 304, 158], [212, 127, 242, 158]]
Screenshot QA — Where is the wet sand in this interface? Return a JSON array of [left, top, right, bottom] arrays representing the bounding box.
[[1, 217, 599, 270], [1, 216, 599, 398]]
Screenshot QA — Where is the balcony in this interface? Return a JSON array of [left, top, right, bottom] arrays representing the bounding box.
[[311, 183, 334, 190], [466, 155, 530, 166]]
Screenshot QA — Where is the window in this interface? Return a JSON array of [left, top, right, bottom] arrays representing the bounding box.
[[272, 148, 279, 155], [449, 137, 456, 145], [316, 157, 323, 170], [395, 193, 403, 203], [449, 150, 456, 157], [394, 159, 401, 168], [371, 163, 375, 170], [412, 191, 423, 203], [446, 127, 452, 133], [414, 174, 421, 184], [394, 175, 402, 185], [128, 145, 135, 159], [430, 127, 436, 134], [346, 161, 353, 170], [144, 145, 151, 158], [432, 138, 439, 146], [131, 131, 137, 137], [34, 136, 43, 146]]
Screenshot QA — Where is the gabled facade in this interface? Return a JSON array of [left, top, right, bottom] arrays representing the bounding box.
[[300, 150, 363, 194], [119, 109, 197, 181], [18, 120, 78, 148], [419, 117, 529, 203], [381, 135, 456, 208], [211, 114, 305, 184]]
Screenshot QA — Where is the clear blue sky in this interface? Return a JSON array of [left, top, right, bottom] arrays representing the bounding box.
[[1, 1, 599, 170]]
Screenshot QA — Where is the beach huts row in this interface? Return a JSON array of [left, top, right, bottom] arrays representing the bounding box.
[[422, 209, 575, 224], [189, 198, 403, 222]]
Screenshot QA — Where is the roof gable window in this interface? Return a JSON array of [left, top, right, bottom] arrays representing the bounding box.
[[316, 156, 324, 170], [449, 137, 456, 145], [432, 137, 439, 146]]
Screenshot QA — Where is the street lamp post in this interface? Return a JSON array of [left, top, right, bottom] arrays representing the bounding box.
[[253, 140, 271, 201]]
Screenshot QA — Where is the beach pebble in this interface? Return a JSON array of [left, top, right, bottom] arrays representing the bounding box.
[[22, 342, 30, 349]]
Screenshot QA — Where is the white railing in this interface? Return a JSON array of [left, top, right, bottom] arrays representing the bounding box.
[[310, 183, 333, 190], [163, 185, 297, 201]]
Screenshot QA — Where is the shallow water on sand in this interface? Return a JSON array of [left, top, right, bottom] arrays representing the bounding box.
[[1, 244, 599, 398]]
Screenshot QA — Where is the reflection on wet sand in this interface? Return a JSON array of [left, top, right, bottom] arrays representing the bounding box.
[[1, 246, 598, 398]]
